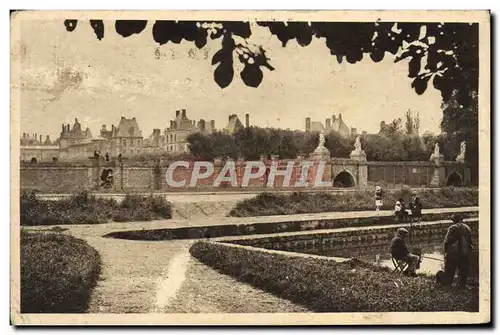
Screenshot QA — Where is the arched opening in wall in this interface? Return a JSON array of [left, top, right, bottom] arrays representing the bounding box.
[[446, 172, 463, 187], [30, 157, 37, 164], [333, 171, 356, 188]]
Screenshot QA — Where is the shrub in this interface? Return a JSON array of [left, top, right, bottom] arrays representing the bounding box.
[[190, 241, 479, 312], [229, 188, 479, 217], [20, 230, 101, 313], [20, 191, 173, 226]]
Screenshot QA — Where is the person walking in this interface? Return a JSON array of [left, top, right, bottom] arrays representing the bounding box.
[[441, 213, 474, 288]]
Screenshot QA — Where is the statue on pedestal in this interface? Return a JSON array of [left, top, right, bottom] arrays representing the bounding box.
[[310, 131, 331, 161], [455, 141, 466, 163], [350, 135, 366, 161], [430, 143, 444, 165]]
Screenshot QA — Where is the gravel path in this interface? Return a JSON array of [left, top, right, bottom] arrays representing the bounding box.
[[62, 224, 307, 313], [162, 258, 309, 313]]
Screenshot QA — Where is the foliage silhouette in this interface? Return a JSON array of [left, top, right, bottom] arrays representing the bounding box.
[[63, 20, 478, 107]]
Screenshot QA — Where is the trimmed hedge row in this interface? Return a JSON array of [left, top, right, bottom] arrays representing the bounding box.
[[189, 241, 479, 312], [229, 188, 479, 217], [20, 231, 101, 313], [104, 211, 478, 241], [21, 190, 172, 226]]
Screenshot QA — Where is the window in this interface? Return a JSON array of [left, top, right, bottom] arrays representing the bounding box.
[[129, 127, 135, 135], [123, 139, 127, 147]]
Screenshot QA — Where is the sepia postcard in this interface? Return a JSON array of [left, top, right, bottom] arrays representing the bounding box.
[[10, 10, 491, 326]]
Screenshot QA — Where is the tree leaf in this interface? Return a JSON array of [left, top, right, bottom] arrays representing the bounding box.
[[240, 65, 263, 88], [64, 20, 78, 32], [211, 49, 224, 65], [115, 20, 147, 38], [90, 20, 104, 40], [411, 76, 430, 95], [408, 55, 422, 78], [214, 61, 234, 88]]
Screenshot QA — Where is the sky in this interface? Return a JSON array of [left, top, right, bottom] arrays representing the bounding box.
[[18, 19, 444, 141]]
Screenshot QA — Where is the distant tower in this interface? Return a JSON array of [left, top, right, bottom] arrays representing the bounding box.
[[305, 117, 311, 132], [325, 118, 331, 130], [245, 113, 250, 128]]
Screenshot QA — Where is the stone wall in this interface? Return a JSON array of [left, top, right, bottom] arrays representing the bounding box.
[[20, 157, 471, 193], [367, 161, 471, 187], [20, 166, 91, 192]]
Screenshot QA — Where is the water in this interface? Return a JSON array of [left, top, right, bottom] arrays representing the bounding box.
[[277, 239, 446, 275]]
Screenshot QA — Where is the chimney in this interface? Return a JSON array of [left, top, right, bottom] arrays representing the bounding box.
[[35, 133, 37, 141], [228, 114, 232, 121], [325, 118, 331, 129], [39, 135, 42, 143], [210, 120, 215, 130], [182, 109, 186, 118], [45, 135, 50, 143], [61, 124, 64, 133], [245, 113, 250, 128], [75, 118, 78, 123], [67, 124, 70, 131], [175, 110, 180, 117], [305, 117, 311, 132], [338, 113, 342, 120], [331, 114, 336, 122], [121, 116, 125, 120], [153, 128, 160, 136]]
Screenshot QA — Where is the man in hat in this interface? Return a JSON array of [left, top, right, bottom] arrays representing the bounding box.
[[390, 227, 420, 276], [442, 213, 473, 287]]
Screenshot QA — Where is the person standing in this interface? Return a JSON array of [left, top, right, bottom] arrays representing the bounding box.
[[442, 214, 473, 287], [409, 194, 423, 223], [375, 186, 383, 215]]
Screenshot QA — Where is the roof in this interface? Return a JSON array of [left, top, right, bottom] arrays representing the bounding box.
[[114, 117, 143, 138], [331, 115, 350, 136], [225, 115, 244, 134], [310, 121, 325, 133]]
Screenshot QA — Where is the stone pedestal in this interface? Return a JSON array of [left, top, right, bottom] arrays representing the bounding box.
[[429, 155, 445, 187], [310, 145, 331, 162], [349, 149, 367, 162]]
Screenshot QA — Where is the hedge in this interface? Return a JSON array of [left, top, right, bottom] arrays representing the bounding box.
[[20, 231, 101, 313], [20, 190, 172, 226], [229, 187, 478, 217], [189, 241, 479, 312]]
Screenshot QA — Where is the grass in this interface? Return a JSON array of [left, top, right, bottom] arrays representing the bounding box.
[[190, 241, 479, 312], [20, 190, 173, 226], [228, 187, 479, 217], [20, 230, 101, 313]]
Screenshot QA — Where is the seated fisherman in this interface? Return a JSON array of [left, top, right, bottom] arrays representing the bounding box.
[[390, 228, 421, 277]]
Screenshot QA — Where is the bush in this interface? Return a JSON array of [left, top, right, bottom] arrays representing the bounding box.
[[20, 230, 101, 313], [20, 191, 173, 226], [229, 188, 479, 217], [190, 241, 479, 312]]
